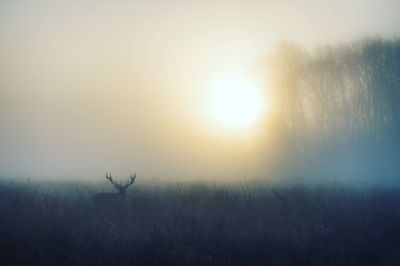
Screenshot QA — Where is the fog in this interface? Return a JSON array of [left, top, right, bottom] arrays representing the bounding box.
[[1, 0, 400, 182]]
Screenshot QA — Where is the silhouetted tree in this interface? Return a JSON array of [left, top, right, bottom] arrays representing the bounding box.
[[266, 38, 400, 181]]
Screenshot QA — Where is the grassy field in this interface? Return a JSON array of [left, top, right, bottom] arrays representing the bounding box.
[[0, 180, 399, 266]]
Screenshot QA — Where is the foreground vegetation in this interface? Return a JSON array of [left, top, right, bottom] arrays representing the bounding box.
[[0, 180, 399, 266]]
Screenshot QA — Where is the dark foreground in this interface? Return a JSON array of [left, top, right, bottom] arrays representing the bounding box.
[[0, 180, 400, 266]]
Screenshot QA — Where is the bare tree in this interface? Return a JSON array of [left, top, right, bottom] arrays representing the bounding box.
[[267, 38, 400, 180]]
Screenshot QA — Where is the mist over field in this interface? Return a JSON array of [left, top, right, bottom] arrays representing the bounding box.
[[2, 1, 400, 265], [1, 0, 400, 184]]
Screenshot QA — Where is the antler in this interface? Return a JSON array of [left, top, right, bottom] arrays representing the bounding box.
[[105, 173, 122, 189], [122, 172, 136, 188], [106, 172, 136, 191]]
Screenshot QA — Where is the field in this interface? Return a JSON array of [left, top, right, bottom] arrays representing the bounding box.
[[0, 180, 400, 266]]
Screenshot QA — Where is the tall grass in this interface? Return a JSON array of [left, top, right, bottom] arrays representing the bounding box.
[[0, 180, 399, 265]]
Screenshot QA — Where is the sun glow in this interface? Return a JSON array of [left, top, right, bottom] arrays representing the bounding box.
[[208, 75, 266, 130]]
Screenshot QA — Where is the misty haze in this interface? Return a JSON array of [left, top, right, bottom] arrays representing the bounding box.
[[1, 0, 400, 265]]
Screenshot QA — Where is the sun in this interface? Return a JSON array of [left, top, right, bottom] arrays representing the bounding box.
[[208, 75, 266, 130]]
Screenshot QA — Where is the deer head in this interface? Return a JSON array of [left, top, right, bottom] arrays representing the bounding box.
[[105, 173, 136, 195]]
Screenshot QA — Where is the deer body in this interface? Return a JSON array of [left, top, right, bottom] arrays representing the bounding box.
[[92, 191, 126, 205], [92, 173, 136, 214]]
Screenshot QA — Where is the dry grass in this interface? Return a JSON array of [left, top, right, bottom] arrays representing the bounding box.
[[0, 180, 399, 265]]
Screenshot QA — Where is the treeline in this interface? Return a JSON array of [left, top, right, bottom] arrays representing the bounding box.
[[266, 38, 400, 181]]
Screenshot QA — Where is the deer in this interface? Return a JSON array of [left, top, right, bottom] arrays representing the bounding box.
[[92, 173, 137, 214]]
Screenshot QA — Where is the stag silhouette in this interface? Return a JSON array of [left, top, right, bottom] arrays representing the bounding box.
[[92, 173, 136, 212]]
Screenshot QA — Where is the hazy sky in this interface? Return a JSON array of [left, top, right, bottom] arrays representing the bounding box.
[[1, 0, 400, 180]]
